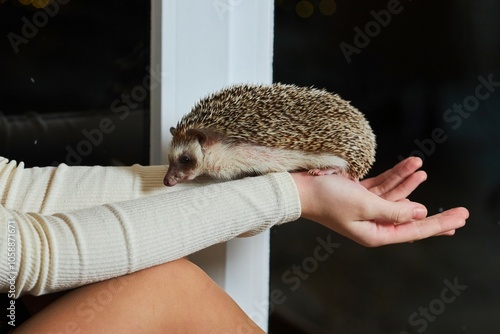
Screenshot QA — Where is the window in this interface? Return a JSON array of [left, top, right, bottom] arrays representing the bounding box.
[[0, 0, 151, 167]]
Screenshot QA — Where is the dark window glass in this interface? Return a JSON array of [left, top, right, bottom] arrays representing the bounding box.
[[0, 0, 151, 167], [271, 1, 500, 333]]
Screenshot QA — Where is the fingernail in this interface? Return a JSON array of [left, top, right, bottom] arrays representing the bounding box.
[[413, 207, 427, 220]]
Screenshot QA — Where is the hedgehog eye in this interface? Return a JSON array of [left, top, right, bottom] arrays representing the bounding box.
[[179, 155, 191, 164]]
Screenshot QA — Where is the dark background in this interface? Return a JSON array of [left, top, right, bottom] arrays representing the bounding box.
[[270, 0, 500, 333], [1, 0, 499, 333], [0, 0, 150, 167]]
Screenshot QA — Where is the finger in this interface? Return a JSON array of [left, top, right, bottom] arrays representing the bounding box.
[[407, 228, 456, 243], [433, 229, 456, 237], [361, 157, 422, 189], [427, 209, 466, 237], [381, 207, 469, 245], [379, 170, 427, 201], [365, 196, 428, 225], [410, 228, 456, 239], [362, 157, 423, 195]]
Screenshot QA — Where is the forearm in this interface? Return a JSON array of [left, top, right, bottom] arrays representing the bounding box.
[[0, 172, 301, 297], [0, 157, 207, 214]]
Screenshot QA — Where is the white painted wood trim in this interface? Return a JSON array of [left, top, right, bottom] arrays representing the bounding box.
[[150, 1, 274, 331]]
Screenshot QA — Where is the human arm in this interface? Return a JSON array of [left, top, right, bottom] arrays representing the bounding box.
[[0, 156, 468, 298], [0, 157, 209, 214], [291, 157, 469, 247], [0, 170, 300, 297]]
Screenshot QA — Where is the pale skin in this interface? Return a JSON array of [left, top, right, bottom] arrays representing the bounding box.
[[14, 157, 468, 333]]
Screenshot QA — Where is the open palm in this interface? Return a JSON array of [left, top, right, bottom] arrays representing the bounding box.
[[292, 157, 469, 247]]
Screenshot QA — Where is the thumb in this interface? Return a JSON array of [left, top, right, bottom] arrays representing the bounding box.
[[370, 200, 428, 224]]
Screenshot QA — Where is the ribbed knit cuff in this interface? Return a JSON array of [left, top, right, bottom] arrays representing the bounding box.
[[238, 172, 301, 237]]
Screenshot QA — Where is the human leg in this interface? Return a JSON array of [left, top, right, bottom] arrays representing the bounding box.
[[15, 258, 264, 334]]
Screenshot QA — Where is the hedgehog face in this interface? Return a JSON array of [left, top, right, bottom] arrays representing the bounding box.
[[164, 139, 204, 186]]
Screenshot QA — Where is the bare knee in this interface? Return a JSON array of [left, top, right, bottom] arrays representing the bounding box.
[[139, 259, 264, 333], [15, 259, 263, 334]]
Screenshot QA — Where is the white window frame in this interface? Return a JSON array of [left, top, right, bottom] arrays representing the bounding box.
[[150, 1, 274, 330]]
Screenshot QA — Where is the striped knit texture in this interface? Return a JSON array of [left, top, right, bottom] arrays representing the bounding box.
[[0, 157, 300, 297]]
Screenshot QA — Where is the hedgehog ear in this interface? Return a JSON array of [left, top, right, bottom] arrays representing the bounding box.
[[170, 127, 177, 136], [186, 128, 218, 146]]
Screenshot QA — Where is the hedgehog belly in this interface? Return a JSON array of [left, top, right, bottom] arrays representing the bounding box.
[[203, 142, 349, 180]]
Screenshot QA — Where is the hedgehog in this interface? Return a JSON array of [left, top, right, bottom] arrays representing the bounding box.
[[164, 83, 376, 186]]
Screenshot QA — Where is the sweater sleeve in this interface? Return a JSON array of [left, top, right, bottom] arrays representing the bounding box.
[[0, 157, 301, 297], [0, 157, 212, 214]]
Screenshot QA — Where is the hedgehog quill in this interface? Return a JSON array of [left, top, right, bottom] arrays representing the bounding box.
[[164, 83, 376, 186]]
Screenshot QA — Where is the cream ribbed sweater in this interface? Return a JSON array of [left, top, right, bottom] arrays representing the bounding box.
[[0, 157, 301, 297]]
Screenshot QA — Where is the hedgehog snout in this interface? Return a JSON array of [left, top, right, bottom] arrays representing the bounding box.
[[163, 173, 178, 187], [164, 165, 181, 187]]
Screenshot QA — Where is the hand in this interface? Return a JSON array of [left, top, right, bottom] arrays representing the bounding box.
[[291, 157, 469, 247]]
